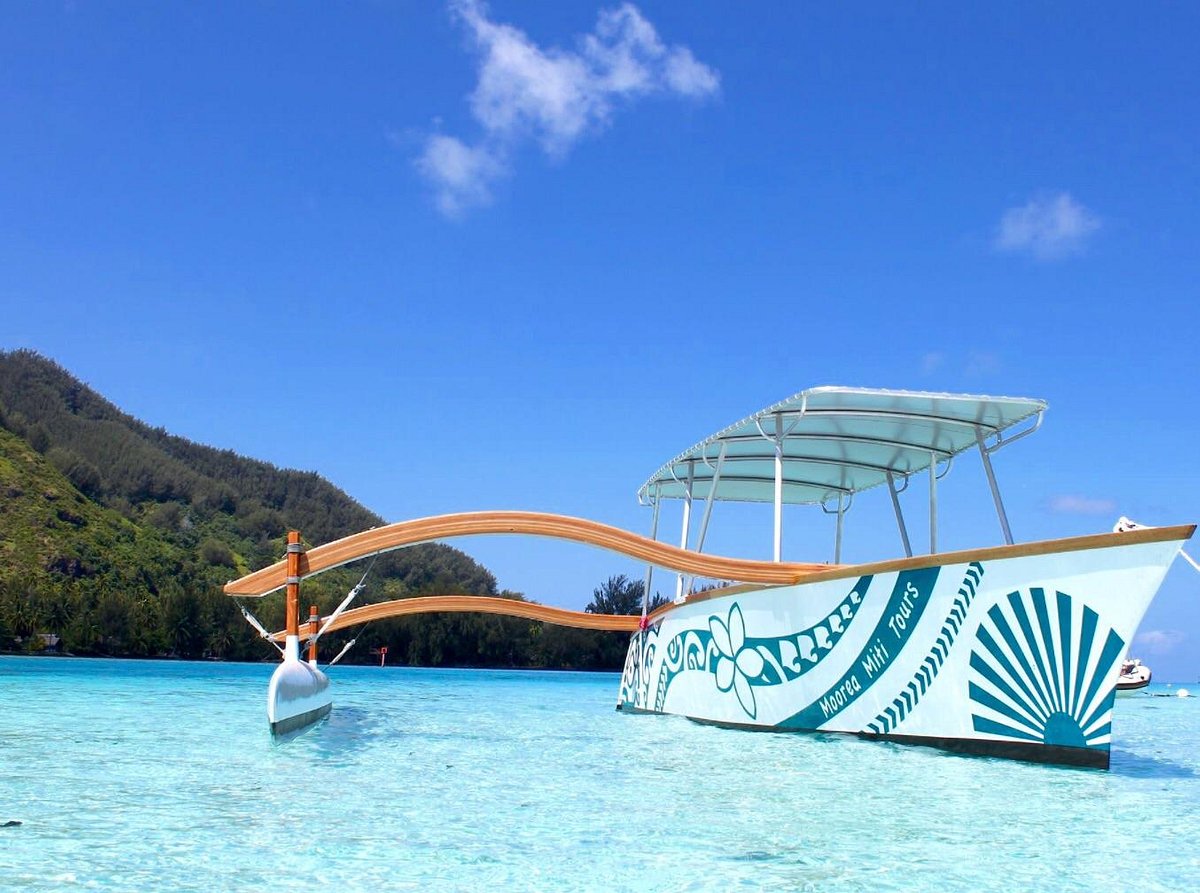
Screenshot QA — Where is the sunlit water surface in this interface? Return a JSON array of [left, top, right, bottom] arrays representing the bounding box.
[[2, 657, 1199, 891]]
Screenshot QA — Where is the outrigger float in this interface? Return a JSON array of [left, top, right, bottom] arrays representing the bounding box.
[[226, 387, 1194, 768]]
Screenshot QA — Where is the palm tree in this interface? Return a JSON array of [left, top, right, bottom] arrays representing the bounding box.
[[585, 575, 667, 615]]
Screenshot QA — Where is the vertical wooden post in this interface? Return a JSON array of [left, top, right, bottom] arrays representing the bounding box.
[[307, 605, 319, 663], [285, 531, 302, 642]]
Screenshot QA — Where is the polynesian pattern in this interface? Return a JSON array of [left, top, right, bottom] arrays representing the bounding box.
[[968, 588, 1125, 750], [867, 562, 984, 736], [651, 576, 872, 717], [618, 624, 660, 709], [781, 567, 942, 729]]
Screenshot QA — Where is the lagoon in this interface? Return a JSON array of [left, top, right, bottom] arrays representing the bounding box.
[[2, 656, 1199, 891]]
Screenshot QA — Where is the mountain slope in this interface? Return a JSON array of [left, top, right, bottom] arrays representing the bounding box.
[[0, 349, 497, 658]]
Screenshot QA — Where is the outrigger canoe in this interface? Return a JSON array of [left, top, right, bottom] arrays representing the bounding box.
[[226, 387, 1193, 768]]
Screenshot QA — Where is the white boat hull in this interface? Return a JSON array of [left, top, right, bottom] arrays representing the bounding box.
[[618, 536, 1183, 768], [1115, 663, 1152, 696], [267, 637, 332, 735]]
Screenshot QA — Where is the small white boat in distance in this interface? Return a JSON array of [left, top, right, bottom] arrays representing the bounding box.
[[1116, 658, 1151, 696]]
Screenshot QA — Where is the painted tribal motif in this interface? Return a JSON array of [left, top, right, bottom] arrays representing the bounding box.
[[649, 576, 872, 718], [867, 562, 984, 735], [618, 625, 659, 710], [617, 534, 1176, 768]]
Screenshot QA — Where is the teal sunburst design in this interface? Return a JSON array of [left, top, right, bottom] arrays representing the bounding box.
[[968, 588, 1124, 749]]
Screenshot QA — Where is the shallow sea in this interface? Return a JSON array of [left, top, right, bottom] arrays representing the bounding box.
[[2, 656, 1199, 892]]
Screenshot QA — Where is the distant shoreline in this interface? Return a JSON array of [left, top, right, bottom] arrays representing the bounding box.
[[0, 650, 623, 673]]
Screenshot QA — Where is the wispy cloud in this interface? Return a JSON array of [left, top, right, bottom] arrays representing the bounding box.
[[1134, 628, 1185, 656], [918, 350, 1002, 378], [993, 192, 1101, 260], [964, 350, 1001, 378], [1046, 494, 1117, 515], [417, 1, 719, 216]]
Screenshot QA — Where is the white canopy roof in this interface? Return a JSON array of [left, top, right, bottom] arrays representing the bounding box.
[[638, 387, 1046, 506]]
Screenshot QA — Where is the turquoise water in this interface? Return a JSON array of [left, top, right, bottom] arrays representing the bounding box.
[[2, 657, 1199, 892]]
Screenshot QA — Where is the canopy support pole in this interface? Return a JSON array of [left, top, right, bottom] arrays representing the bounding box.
[[928, 454, 938, 554], [686, 443, 727, 595], [773, 414, 784, 562], [675, 460, 695, 602], [695, 442, 726, 556], [640, 485, 661, 624], [284, 531, 302, 661], [976, 427, 1014, 545], [887, 471, 913, 557], [834, 496, 845, 563]]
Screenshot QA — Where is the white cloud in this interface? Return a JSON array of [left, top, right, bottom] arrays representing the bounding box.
[[920, 352, 944, 375], [419, 1, 720, 215], [1134, 629, 1185, 655], [994, 192, 1101, 260], [416, 135, 506, 217], [1046, 494, 1117, 515]]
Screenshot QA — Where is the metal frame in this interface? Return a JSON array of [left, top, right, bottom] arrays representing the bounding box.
[[657, 472, 853, 499], [972, 416, 1043, 546], [641, 483, 662, 614], [638, 389, 1045, 507], [820, 494, 853, 563], [754, 407, 806, 562], [636, 389, 1046, 574], [682, 443, 728, 595], [675, 460, 695, 601], [886, 470, 913, 557]]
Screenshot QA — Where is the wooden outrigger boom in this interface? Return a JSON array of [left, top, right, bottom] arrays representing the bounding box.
[[223, 510, 836, 598], [265, 594, 671, 641]]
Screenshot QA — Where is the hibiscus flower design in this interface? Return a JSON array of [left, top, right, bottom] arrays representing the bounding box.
[[709, 603, 765, 719]]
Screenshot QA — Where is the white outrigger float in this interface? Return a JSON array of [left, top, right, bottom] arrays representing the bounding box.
[[226, 388, 1193, 768]]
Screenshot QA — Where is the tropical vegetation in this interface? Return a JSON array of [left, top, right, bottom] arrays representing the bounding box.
[[0, 350, 655, 669]]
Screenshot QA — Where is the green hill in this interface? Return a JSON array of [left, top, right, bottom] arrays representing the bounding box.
[[0, 350, 634, 668]]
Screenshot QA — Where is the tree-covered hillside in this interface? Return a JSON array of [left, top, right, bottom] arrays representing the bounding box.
[[0, 350, 640, 668]]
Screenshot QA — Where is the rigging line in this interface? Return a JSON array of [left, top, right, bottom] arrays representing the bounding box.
[[1181, 549, 1200, 575], [323, 555, 384, 664], [328, 617, 382, 666], [329, 632, 361, 666], [314, 553, 381, 645], [236, 599, 284, 655]]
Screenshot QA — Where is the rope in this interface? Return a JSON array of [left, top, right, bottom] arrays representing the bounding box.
[[320, 555, 383, 665], [313, 554, 380, 645], [329, 634, 361, 666], [236, 600, 284, 655]]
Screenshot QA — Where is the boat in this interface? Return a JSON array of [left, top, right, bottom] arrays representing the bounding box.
[[225, 387, 1194, 768], [1116, 658, 1151, 696]]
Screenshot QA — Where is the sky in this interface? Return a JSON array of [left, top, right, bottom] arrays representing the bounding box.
[[2, 1, 1199, 678]]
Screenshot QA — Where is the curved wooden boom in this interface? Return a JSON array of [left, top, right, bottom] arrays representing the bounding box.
[[224, 510, 835, 597], [267, 594, 674, 641]]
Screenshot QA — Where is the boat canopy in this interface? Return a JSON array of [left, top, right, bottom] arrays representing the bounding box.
[[638, 387, 1046, 507]]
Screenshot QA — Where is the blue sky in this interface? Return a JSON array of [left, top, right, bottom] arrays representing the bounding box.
[[2, 2, 1199, 678]]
